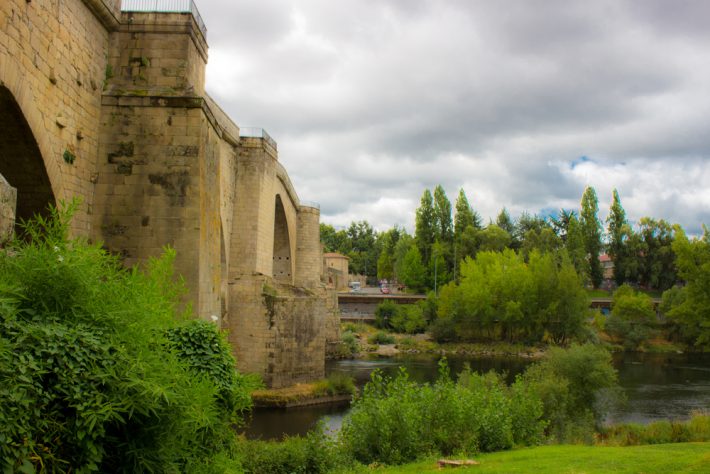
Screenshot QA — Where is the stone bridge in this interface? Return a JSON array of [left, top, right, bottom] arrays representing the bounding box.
[[0, 0, 337, 387]]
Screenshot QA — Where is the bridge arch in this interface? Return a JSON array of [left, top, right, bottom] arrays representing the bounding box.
[[0, 84, 57, 229], [273, 194, 294, 283]]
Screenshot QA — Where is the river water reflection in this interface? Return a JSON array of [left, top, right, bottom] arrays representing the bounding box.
[[243, 352, 710, 440]]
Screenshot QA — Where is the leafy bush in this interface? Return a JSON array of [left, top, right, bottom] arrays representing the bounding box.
[[375, 299, 398, 329], [340, 360, 546, 465], [390, 304, 427, 334], [238, 425, 344, 474], [339, 330, 360, 357], [0, 203, 245, 472], [523, 343, 621, 440], [606, 285, 656, 349], [166, 320, 258, 421], [368, 331, 395, 344], [312, 372, 356, 397], [598, 413, 710, 446], [433, 250, 588, 344]]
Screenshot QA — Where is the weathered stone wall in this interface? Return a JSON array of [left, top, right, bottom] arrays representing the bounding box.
[[296, 205, 322, 288], [94, 10, 226, 320], [0, 173, 16, 245], [0, 0, 113, 234], [229, 138, 278, 279], [229, 276, 326, 388], [323, 288, 342, 357]]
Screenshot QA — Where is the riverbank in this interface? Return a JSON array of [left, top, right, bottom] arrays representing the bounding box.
[[338, 321, 695, 360], [352, 442, 710, 473], [251, 374, 356, 408]]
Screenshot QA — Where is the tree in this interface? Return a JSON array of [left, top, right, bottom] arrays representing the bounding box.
[[454, 189, 480, 236], [393, 233, 415, 283], [433, 185, 454, 244], [478, 224, 512, 252], [347, 221, 378, 278], [521, 227, 561, 260], [415, 189, 436, 265], [551, 209, 578, 241], [565, 215, 587, 279], [637, 217, 676, 290], [399, 244, 427, 292], [580, 186, 603, 288], [665, 227, 710, 348], [496, 208, 515, 241], [376, 227, 402, 280], [606, 285, 656, 350], [606, 189, 629, 286], [320, 223, 350, 254], [453, 189, 481, 281]]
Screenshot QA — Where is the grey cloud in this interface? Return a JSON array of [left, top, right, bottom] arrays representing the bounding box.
[[199, 0, 710, 234]]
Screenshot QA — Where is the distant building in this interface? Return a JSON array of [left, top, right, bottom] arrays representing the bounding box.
[[599, 254, 615, 281], [324, 253, 350, 290]]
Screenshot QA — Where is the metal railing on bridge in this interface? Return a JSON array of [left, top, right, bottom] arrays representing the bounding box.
[[120, 0, 207, 37], [300, 200, 320, 210], [239, 127, 278, 151]]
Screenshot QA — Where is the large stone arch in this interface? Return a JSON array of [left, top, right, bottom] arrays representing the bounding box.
[[0, 84, 57, 229]]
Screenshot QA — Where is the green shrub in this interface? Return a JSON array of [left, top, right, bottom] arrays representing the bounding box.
[[523, 343, 621, 439], [599, 414, 710, 446], [340, 360, 546, 466], [368, 331, 395, 344], [0, 202, 245, 473], [375, 300, 398, 329], [340, 330, 360, 356], [238, 425, 344, 474], [390, 304, 427, 334], [312, 373, 356, 397], [607, 285, 656, 350], [166, 320, 258, 421]]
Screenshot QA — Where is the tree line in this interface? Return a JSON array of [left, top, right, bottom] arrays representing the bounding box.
[[322, 186, 710, 349], [322, 185, 678, 293]]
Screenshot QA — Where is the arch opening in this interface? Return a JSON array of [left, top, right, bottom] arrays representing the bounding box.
[[0, 86, 55, 231], [273, 195, 292, 283]]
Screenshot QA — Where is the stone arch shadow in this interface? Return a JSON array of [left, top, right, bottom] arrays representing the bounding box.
[[0, 57, 63, 227]]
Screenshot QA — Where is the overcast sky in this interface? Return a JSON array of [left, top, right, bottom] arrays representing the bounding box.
[[199, 0, 710, 235]]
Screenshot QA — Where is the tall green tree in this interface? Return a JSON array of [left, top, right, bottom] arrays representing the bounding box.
[[376, 227, 403, 280], [666, 226, 710, 348], [606, 189, 629, 286], [433, 185, 454, 244], [415, 189, 436, 265], [496, 208, 515, 238], [320, 223, 351, 254], [393, 233, 415, 283], [454, 189, 477, 237], [347, 221, 379, 278], [580, 186, 603, 288], [637, 217, 676, 290], [400, 244, 427, 292], [478, 224, 512, 252], [565, 215, 588, 279], [551, 209, 577, 241]]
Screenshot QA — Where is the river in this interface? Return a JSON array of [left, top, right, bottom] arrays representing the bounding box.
[[242, 352, 710, 440]]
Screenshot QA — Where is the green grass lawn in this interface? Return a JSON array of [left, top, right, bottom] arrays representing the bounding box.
[[352, 443, 710, 473]]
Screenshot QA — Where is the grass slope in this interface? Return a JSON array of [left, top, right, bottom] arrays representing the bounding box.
[[367, 443, 710, 474]]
